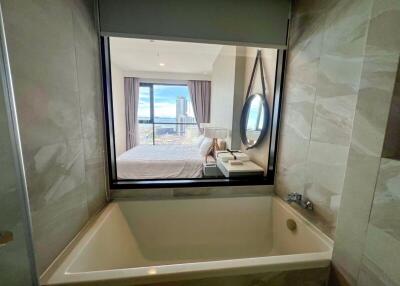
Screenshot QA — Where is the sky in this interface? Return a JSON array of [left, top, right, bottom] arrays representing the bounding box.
[[138, 84, 195, 119]]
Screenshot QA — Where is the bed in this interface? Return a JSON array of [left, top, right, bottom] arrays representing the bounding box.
[[116, 144, 206, 179]]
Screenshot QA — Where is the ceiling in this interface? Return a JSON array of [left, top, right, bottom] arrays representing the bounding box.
[[110, 37, 223, 75]]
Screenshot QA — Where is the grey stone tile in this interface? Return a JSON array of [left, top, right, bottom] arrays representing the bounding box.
[[22, 138, 89, 273], [311, 55, 361, 146], [31, 184, 89, 274], [84, 160, 106, 216], [352, 54, 398, 156], [321, 0, 373, 57], [332, 147, 381, 284], [2, 0, 79, 93], [275, 126, 309, 198], [304, 141, 350, 227], [13, 75, 83, 148], [369, 158, 400, 241], [2, 0, 106, 275], [366, 0, 400, 55], [361, 224, 400, 285], [358, 257, 397, 286]]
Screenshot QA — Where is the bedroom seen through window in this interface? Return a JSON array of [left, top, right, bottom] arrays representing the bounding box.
[[138, 83, 199, 145], [108, 36, 281, 182]]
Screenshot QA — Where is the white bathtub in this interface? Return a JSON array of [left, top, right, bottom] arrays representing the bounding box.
[[41, 196, 333, 285]]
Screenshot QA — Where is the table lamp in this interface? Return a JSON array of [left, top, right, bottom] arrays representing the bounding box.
[[204, 127, 228, 158]]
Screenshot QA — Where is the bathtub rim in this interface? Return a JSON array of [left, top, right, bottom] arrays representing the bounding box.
[[40, 195, 333, 285]]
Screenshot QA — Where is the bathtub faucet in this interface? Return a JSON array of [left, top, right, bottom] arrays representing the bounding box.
[[286, 192, 313, 211]]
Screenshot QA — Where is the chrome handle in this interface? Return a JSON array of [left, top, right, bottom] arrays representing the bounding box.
[[0, 230, 13, 246]]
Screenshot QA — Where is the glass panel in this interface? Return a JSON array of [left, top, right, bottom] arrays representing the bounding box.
[[0, 49, 36, 285], [138, 85, 151, 122], [154, 124, 200, 145]]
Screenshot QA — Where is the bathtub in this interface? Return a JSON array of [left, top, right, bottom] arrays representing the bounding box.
[[41, 196, 333, 286]]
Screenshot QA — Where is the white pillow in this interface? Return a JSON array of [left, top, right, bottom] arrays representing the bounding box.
[[195, 134, 205, 148], [199, 137, 213, 156]]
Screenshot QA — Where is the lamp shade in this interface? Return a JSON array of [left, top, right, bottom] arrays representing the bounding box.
[[204, 127, 228, 139], [199, 123, 211, 129]]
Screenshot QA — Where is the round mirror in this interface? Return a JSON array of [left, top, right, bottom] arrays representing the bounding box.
[[240, 93, 269, 149]]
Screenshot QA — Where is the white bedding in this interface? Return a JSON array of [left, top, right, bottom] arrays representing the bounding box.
[[116, 144, 204, 179]]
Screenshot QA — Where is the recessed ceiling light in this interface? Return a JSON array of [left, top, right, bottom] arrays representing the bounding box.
[[159, 63, 165, 66]]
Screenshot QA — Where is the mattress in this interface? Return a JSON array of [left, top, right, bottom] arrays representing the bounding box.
[[116, 144, 204, 179]]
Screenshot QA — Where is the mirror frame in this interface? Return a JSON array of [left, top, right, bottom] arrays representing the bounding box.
[[240, 93, 270, 149], [100, 36, 287, 189]]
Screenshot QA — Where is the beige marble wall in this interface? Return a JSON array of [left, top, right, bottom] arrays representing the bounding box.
[[358, 159, 400, 286], [331, 0, 400, 285], [276, 0, 374, 237], [278, 2, 400, 284], [1, 0, 107, 274]]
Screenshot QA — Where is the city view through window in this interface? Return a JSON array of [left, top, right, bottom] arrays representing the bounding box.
[[138, 83, 199, 145]]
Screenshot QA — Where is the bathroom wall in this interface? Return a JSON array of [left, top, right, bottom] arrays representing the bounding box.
[[332, 0, 400, 282], [1, 0, 107, 274], [276, 0, 375, 237], [276, 0, 400, 284]]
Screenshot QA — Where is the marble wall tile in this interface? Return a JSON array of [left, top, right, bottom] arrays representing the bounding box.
[[310, 55, 360, 146], [358, 256, 397, 286], [365, 0, 400, 56], [277, 0, 375, 237], [353, 54, 399, 157], [22, 139, 89, 273], [275, 0, 325, 201], [360, 224, 400, 285], [2, 0, 78, 93], [304, 141, 349, 227], [331, 148, 381, 285], [72, 0, 107, 216], [12, 75, 83, 147], [320, 0, 372, 57], [1, 0, 107, 274], [368, 159, 400, 242], [278, 0, 400, 284]]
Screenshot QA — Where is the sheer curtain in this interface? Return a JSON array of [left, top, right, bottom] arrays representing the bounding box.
[[124, 77, 140, 150], [187, 80, 211, 129]]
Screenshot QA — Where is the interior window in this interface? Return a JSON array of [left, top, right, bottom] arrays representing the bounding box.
[[107, 36, 283, 184]]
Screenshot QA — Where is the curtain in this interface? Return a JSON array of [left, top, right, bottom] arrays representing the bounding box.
[[124, 77, 140, 150], [187, 80, 211, 129]]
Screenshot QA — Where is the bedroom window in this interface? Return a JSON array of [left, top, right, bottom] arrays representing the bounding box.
[[138, 83, 198, 145]]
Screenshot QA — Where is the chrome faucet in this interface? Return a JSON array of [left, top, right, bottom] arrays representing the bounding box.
[[286, 192, 313, 210]]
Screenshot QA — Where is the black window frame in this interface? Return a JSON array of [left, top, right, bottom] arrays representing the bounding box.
[[101, 36, 287, 189], [137, 82, 198, 146]]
